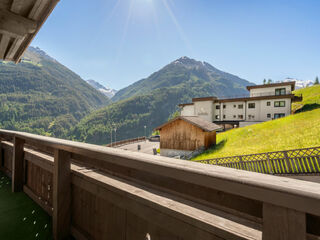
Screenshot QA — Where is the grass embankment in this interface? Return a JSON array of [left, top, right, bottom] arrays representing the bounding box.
[[193, 85, 320, 160], [292, 84, 320, 112], [0, 172, 52, 239]]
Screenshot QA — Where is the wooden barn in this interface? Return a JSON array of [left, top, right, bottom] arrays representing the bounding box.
[[155, 116, 222, 157]]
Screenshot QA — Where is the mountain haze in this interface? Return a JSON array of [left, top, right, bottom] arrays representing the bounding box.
[[0, 47, 110, 138], [73, 57, 253, 144]]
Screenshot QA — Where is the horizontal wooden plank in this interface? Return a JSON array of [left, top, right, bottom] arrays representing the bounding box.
[[71, 168, 262, 240], [0, 9, 37, 36], [24, 148, 53, 173]]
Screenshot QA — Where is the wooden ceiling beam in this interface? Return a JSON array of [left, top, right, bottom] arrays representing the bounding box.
[[11, 0, 26, 14], [0, 9, 38, 37], [0, 35, 10, 59], [5, 37, 24, 61], [28, 0, 49, 20]]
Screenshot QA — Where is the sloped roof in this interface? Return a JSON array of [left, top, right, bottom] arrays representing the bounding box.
[[246, 81, 295, 91], [155, 116, 222, 132], [0, 0, 59, 63]]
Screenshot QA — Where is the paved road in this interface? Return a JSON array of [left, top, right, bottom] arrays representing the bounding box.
[[116, 140, 160, 155]]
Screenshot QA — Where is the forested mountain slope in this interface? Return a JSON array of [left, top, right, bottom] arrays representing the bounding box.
[[112, 56, 252, 102], [0, 47, 110, 138], [73, 57, 254, 144]]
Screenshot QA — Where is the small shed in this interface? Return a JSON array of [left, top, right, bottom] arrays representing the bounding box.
[[155, 116, 222, 157]]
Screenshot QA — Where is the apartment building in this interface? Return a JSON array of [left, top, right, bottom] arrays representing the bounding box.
[[179, 81, 302, 128]]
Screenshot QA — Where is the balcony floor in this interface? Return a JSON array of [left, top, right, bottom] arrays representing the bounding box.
[[0, 171, 52, 240]]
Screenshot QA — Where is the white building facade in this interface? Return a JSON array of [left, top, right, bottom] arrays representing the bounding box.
[[179, 82, 302, 128]]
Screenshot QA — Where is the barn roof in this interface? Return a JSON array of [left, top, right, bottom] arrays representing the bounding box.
[[155, 116, 222, 132], [0, 0, 59, 63]]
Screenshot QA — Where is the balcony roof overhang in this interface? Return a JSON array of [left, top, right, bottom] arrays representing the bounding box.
[[0, 0, 59, 63], [246, 81, 296, 91]]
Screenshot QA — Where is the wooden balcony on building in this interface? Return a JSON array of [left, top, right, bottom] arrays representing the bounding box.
[[0, 129, 320, 240]]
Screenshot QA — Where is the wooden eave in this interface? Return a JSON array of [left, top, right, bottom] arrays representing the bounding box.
[[155, 116, 222, 132], [178, 103, 194, 107], [0, 0, 59, 63], [215, 94, 295, 103], [246, 81, 296, 91], [192, 96, 217, 102]]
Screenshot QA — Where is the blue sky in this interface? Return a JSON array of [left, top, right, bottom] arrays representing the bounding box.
[[32, 0, 320, 90]]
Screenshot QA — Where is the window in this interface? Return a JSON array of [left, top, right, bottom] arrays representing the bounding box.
[[234, 105, 236, 108], [223, 115, 226, 119], [248, 115, 255, 119], [274, 101, 285, 107], [274, 113, 285, 119], [215, 115, 220, 119], [238, 115, 243, 119], [216, 105, 220, 109], [267, 113, 271, 118], [238, 104, 243, 109], [223, 105, 226, 109], [248, 103, 255, 109], [275, 88, 286, 96], [267, 101, 271, 106], [233, 115, 236, 118]]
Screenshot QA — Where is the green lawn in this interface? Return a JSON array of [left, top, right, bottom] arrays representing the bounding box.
[[292, 84, 320, 112], [0, 171, 52, 240], [193, 85, 320, 160]]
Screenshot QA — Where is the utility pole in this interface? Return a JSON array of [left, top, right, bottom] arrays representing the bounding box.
[[110, 129, 112, 147], [144, 125, 146, 141], [114, 127, 117, 144]]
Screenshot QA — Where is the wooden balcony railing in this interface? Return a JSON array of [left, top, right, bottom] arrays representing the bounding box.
[[0, 129, 320, 240]]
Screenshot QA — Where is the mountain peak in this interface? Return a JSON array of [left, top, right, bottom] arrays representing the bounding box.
[[86, 79, 117, 98], [172, 56, 205, 68], [25, 46, 57, 63]]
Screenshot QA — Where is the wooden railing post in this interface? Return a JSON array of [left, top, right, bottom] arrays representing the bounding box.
[[12, 136, 25, 192], [0, 140, 3, 168], [262, 203, 306, 240], [53, 149, 71, 240]]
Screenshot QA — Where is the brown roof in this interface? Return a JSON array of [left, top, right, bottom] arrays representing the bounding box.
[[155, 116, 222, 132], [192, 96, 217, 102], [215, 94, 295, 103], [246, 81, 295, 91], [0, 0, 59, 63]]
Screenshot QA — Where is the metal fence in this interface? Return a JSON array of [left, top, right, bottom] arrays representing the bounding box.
[[196, 146, 320, 175], [106, 136, 146, 148]]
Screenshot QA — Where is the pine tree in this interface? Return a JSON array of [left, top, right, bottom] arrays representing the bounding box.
[[263, 79, 266, 84], [315, 76, 319, 85]]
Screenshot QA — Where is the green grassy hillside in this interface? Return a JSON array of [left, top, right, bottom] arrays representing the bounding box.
[[193, 85, 320, 160], [292, 84, 320, 112]]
